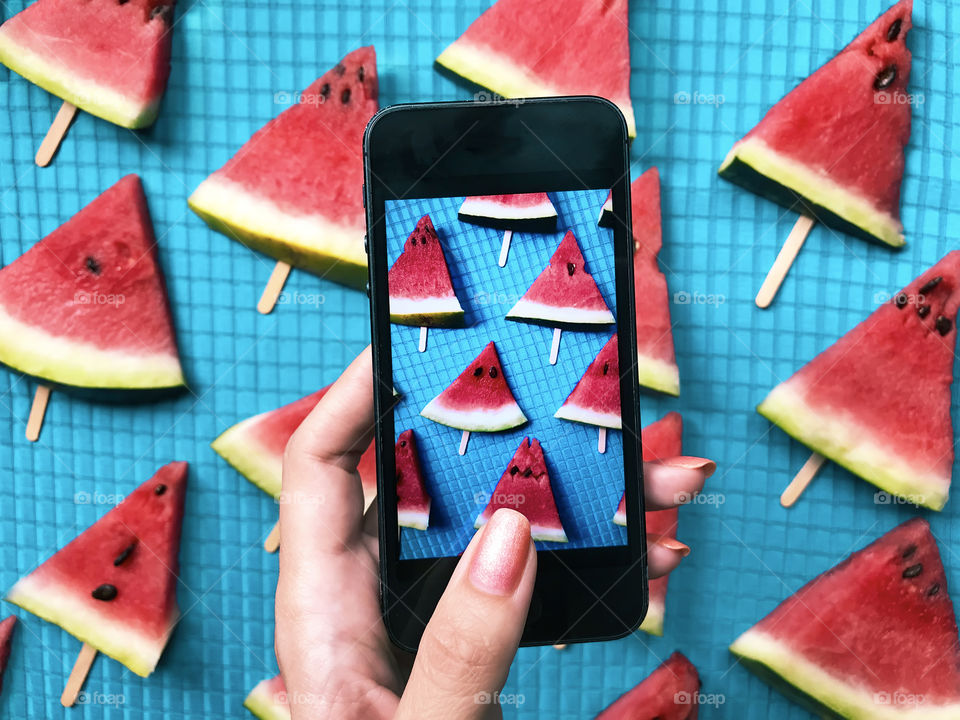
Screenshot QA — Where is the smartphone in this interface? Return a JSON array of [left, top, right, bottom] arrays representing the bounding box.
[[363, 97, 645, 651]]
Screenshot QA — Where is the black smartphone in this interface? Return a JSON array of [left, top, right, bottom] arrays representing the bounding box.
[[363, 97, 645, 651]]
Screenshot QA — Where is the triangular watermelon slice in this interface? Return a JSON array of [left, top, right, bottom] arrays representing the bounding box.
[[0, 0, 175, 128], [458, 193, 558, 233], [0, 175, 185, 391], [436, 0, 635, 137], [719, 1, 913, 247], [189, 47, 378, 289], [212, 386, 376, 509], [0, 616, 16, 694], [507, 231, 614, 327], [595, 651, 701, 719], [6, 462, 188, 677], [731, 518, 960, 718], [244, 674, 290, 720], [758, 251, 960, 511], [421, 341, 527, 432], [613, 412, 683, 636], [475, 437, 567, 542], [555, 334, 621, 429], [395, 430, 431, 530], [388, 215, 465, 328]]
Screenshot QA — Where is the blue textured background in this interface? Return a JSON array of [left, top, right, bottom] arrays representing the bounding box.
[[0, 0, 958, 718]]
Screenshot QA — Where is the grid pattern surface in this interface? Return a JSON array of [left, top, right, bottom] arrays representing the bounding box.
[[0, 0, 957, 718]]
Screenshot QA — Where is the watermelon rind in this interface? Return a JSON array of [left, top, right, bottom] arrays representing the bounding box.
[[638, 354, 681, 398], [758, 382, 949, 511], [553, 403, 621, 430], [458, 196, 558, 233], [389, 295, 465, 328], [211, 416, 283, 499], [243, 679, 291, 720], [506, 298, 615, 326], [0, 304, 185, 390], [188, 176, 367, 289], [5, 574, 176, 678], [0, 34, 160, 129], [638, 598, 664, 637], [730, 628, 960, 720], [719, 137, 905, 248], [398, 509, 430, 532], [475, 515, 568, 543], [421, 398, 526, 433]]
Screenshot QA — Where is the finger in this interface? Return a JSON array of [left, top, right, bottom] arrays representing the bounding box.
[[396, 509, 536, 720], [643, 457, 714, 510], [647, 534, 690, 579]]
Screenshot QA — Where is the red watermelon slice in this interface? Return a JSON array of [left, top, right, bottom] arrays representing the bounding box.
[[595, 651, 701, 719], [758, 251, 960, 511], [0, 616, 16, 694], [458, 193, 558, 233], [436, 0, 635, 137], [475, 437, 567, 542], [555, 334, 621, 429], [388, 215, 465, 327], [395, 430, 431, 530], [731, 518, 960, 718], [0, 0, 175, 128], [719, 1, 913, 247], [6, 462, 188, 677], [507, 231, 614, 327], [421, 341, 527, 432], [189, 47, 378, 289], [0, 175, 184, 391], [212, 386, 376, 509], [244, 674, 290, 720]]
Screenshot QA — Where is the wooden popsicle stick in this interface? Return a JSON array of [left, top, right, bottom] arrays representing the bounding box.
[[756, 215, 816, 309], [36, 101, 77, 168], [549, 327, 562, 365], [780, 452, 826, 508], [264, 521, 281, 553], [598, 427, 607, 454], [498, 230, 513, 267], [418, 326, 428, 353], [61, 642, 97, 707], [458, 430, 470, 456], [552, 644, 568, 650], [26, 384, 52, 442], [257, 261, 292, 314]]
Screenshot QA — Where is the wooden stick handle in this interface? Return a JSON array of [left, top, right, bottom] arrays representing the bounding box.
[[458, 430, 470, 456], [498, 230, 513, 267], [26, 385, 51, 442], [36, 101, 77, 168], [598, 427, 607, 454], [549, 327, 562, 365], [61, 642, 97, 707], [264, 521, 281, 553], [780, 452, 826, 508], [756, 215, 816, 309], [257, 261, 292, 315], [418, 326, 428, 353]]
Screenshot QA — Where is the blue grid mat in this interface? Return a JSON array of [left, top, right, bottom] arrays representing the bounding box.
[[0, 0, 958, 718]]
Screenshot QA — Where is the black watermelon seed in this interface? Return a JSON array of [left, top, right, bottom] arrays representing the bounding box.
[[399, 439, 406, 447], [936, 316, 953, 336], [918, 305, 931, 319], [902, 544, 917, 559], [567, 263, 576, 276], [887, 18, 903, 42], [510, 465, 519, 475], [919, 277, 942, 294], [928, 582, 942, 597], [602, 362, 609, 376], [341, 88, 351, 104], [358, 66, 365, 82], [154, 484, 167, 496], [874, 65, 897, 91], [113, 542, 136, 567], [523, 467, 533, 477], [488, 367, 498, 379], [85, 256, 101, 275], [92, 584, 118, 601], [894, 293, 908, 309], [150, 5, 172, 23], [473, 366, 484, 377], [319, 83, 330, 98], [334, 63, 346, 76], [118, 0, 129, 4], [903, 563, 923, 579]]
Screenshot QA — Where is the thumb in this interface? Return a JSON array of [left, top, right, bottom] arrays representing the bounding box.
[[396, 509, 537, 720]]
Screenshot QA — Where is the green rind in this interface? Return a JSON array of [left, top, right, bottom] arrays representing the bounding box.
[[243, 691, 290, 720], [637, 353, 680, 397], [421, 399, 527, 433], [638, 601, 664, 636], [211, 420, 282, 499], [390, 310, 465, 328]]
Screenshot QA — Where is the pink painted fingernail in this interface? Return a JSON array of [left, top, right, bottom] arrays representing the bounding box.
[[648, 534, 691, 558], [663, 456, 716, 477], [469, 509, 531, 596]]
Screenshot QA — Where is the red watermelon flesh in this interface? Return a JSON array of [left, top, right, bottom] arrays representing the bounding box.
[[436, 0, 635, 137], [731, 518, 960, 718], [6, 462, 188, 677], [759, 251, 960, 511], [244, 674, 290, 720], [0, 0, 175, 128], [395, 430, 431, 531], [388, 215, 465, 327], [0, 174, 184, 391], [720, 1, 913, 247], [555, 334, 621, 429], [475, 437, 567, 542], [189, 47, 378, 288], [595, 651, 701, 719], [507, 231, 614, 327], [0, 616, 15, 694], [458, 193, 558, 233], [421, 341, 527, 432]]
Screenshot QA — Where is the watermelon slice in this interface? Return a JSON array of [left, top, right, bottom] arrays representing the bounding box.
[[244, 675, 290, 720], [212, 386, 376, 508], [613, 412, 683, 636], [475, 437, 567, 542], [595, 651, 701, 719], [388, 215, 465, 328], [555, 334, 621, 429], [0, 0, 175, 129], [436, 0, 635, 137], [719, 1, 913, 247], [458, 193, 558, 233], [0, 175, 184, 391], [507, 231, 614, 327], [421, 341, 527, 432], [396, 430, 431, 530], [731, 518, 960, 719], [0, 616, 16, 694], [6, 462, 187, 677], [189, 47, 378, 289], [758, 251, 960, 511]]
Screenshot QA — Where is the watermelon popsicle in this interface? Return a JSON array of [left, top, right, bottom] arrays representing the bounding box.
[[395, 430, 432, 530], [0, 616, 16, 696], [554, 334, 620, 453], [244, 675, 291, 720], [458, 193, 558, 266], [594, 652, 700, 719]]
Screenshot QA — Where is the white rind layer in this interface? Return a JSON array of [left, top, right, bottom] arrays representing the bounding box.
[[507, 298, 614, 326], [637, 353, 681, 397], [730, 629, 960, 720], [554, 403, 621, 430], [211, 416, 283, 499], [243, 681, 291, 720], [0, 302, 184, 389], [459, 196, 557, 222], [390, 295, 464, 322], [6, 573, 176, 677], [476, 514, 568, 543], [639, 599, 664, 636], [398, 509, 430, 531], [421, 398, 526, 432]]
